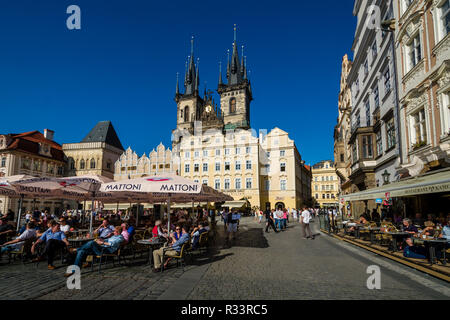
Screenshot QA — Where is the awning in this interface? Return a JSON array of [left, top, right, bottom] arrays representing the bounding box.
[[342, 168, 450, 202], [222, 200, 248, 208]]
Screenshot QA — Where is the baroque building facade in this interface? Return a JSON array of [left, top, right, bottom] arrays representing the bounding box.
[[0, 130, 66, 215], [393, 0, 450, 176], [311, 161, 340, 208], [347, 0, 402, 213]]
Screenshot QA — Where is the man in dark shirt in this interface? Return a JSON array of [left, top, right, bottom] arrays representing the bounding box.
[[265, 209, 278, 233]]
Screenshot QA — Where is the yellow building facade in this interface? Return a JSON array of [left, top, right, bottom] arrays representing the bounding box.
[[311, 160, 339, 208]]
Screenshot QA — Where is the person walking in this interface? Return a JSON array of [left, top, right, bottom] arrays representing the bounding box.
[[265, 209, 278, 233], [258, 210, 263, 224], [292, 208, 298, 222], [301, 207, 314, 240]]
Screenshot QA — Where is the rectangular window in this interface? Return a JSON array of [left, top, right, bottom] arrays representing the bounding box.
[[371, 41, 377, 60], [203, 150, 208, 157], [365, 100, 371, 126], [386, 117, 396, 150], [364, 60, 369, 77], [215, 179, 220, 190], [236, 178, 241, 190], [315, 194, 319, 199], [265, 180, 270, 191], [352, 142, 358, 163], [225, 161, 230, 171], [246, 178, 252, 189], [280, 150, 285, 157], [440, 0, 450, 36], [202, 179, 208, 186], [411, 109, 427, 147], [224, 179, 230, 190], [280, 163, 286, 172], [384, 68, 391, 94], [185, 164, 190, 173], [280, 180, 287, 191], [362, 135, 373, 159], [215, 149, 221, 156], [194, 164, 199, 172], [376, 130, 383, 156], [441, 91, 450, 135], [235, 161, 241, 170], [194, 151, 199, 158], [185, 151, 190, 159], [246, 160, 252, 170], [202, 163, 208, 172], [340, 153, 344, 162], [225, 148, 230, 155], [235, 147, 240, 154], [1, 157, 6, 167], [373, 86, 379, 109], [407, 34, 421, 71], [246, 146, 251, 154], [215, 162, 220, 171]]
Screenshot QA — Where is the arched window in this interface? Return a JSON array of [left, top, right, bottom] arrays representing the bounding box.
[[184, 107, 189, 122], [90, 159, 96, 169], [80, 159, 85, 170], [229, 98, 236, 114]]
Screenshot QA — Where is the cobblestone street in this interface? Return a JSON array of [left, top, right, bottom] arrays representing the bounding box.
[[0, 217, 448, 300]]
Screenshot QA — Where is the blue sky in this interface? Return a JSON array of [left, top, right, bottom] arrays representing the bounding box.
[[0, 0, 356, 166]]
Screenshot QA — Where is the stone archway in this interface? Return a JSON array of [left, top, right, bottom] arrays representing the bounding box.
[[275, 202, 285, 210]]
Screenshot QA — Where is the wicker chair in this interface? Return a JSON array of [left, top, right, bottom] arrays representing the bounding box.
[[161, 242, 188, 272]]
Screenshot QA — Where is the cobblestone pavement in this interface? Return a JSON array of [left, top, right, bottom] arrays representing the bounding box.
[[1, 217, 449, 300], [186, 217, 449, 300]]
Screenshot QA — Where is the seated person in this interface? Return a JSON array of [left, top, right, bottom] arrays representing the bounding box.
[[59, 218, 70, 234], [401, 218, 425, 258], [120, 223, 130, 244], [66, 226, 124, 273], [153, 224, 189, 271], [170, 225, 184, 244], [93, 219, 115, 239], [0, 217, 15, 245], [347, 215, 369, 233], [31, 221, 70, 270], [152, 220, 167, 240], [0, 222, 37, 258], [440, 217, 450, 241], [191, 222, 208, 250]]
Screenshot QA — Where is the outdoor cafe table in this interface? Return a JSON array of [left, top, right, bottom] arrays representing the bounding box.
[[385, 232, 412, 252], [361, 227, 381, 244], [346, 223, 365, 239], [137, 238, 164, 266], [413, 237, 448, 266]]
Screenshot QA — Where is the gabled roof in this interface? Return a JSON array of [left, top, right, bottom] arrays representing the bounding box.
[[82, 121, 124, 151], [1, 131, 65, 162]]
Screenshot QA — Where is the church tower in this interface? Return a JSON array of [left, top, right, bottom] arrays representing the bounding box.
[[174, 36, 204, 134], [217, 25, 253, 130]]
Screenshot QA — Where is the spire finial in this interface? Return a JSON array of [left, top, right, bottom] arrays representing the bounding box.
[[218, 61, 223, 85], [234, 24, 237, 43]]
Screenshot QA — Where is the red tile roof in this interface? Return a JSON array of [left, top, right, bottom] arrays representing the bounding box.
[[2, 131, 65, 162]]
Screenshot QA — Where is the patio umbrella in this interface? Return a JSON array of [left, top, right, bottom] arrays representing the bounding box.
[[7, 175, 114, 233], [0, 175, 58, 231], [98, 174, 233, 233]]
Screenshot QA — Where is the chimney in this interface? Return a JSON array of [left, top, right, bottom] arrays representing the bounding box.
[[44, 129, 54, 141]]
